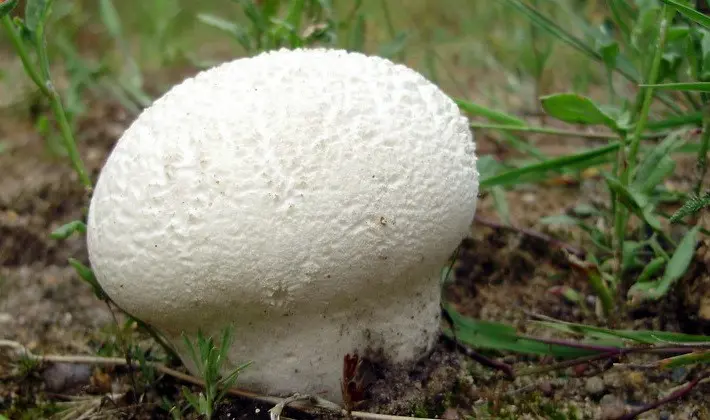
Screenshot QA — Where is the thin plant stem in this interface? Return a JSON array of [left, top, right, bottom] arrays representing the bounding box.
[[0, 16, 49, 96], [695, 106, 710, 196], [617, 371, 710, 420], [614, 5, 672, 291], [627, 6, 672, 172], [0, 15, 92, 189], [469, 122, 667, 140]]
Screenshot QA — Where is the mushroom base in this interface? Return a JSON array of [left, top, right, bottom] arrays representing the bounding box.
[[164, 273, 443, 403]]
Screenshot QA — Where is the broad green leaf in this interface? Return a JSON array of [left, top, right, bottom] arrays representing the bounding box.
[[661, 225, 700, 285], [541, 93, 619, 130], [628, 226, 700, 300], [659, 0, 710, 29], [636, 257, 666, 283], [481, 143, 620, 188], [641, 82, 710, 91], [0, 0, 19, 17], [50, 220, 87, 240], [24, 0, 52, 32]]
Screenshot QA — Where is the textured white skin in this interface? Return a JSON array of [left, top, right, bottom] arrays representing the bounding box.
[[87, 48, 479, 401]]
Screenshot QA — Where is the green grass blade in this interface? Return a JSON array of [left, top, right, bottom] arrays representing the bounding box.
[[660, 0, 710, 29], [658, 350, 710, 369], [632, 132, 684, 194], [284, 0, 305, 34], [348, 13, 365, 51], [534, 319, 710, 344], [646, 111, 703, 130], [481, 143, 620, 189], [504, 0, 600, 63], [455, 98, 527, 126], [540, 93, 619, 130], [641, 82, 710, 91], [443, 304, 598, 358], [607, 0, 634, 39], [98, 0, 123, 42]]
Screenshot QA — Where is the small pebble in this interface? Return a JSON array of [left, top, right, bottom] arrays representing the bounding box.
[[585, 376, 605, 397], [538, 380, 554, 397], [599, 394, 626, 420], [42, 363, 92, 393], [0, 313, 13, 324], [623, 371, 645, 390], [441, 408, 461, 420]]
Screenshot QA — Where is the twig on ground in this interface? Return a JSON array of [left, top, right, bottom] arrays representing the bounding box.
[[615, 371, 710, 420], [474, 215, 585, 258], [0, 339, 436, 420], [269, 393, 311, 420]]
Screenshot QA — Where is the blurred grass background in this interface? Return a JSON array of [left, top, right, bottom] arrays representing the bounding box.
[[0, 0, 609, 117]]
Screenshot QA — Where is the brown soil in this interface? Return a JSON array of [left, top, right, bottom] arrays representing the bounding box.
[[1, 93, 710, 420]]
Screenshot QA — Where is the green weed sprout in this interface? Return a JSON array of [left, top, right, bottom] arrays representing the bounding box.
[[0, 0, 91, 188], [2, 0, 180, 369], [181, 328, 252, 419], [456, 0, 710, 318]]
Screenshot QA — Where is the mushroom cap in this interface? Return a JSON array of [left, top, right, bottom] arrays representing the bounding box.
[[87, 48, 478, 382]]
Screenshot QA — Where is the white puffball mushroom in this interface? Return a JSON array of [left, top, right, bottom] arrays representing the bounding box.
[[87, 48, 479, 402]]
